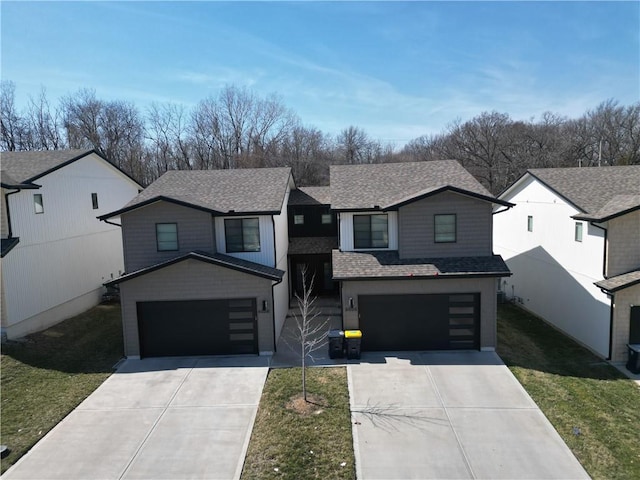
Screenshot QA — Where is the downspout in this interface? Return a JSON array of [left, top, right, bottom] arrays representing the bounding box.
[[591, 221, 612, 359], [588, 221, 607, 278], [271, 275, 283, 353], [4, 189, 20, 238]]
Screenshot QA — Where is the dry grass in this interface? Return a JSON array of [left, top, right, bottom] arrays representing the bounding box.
[[241, 367, 355, 480], [497, 304, 640, 480], [1, 303, 123, 474]]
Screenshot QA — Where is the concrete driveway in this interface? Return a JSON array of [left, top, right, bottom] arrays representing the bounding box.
[[3, 356, 269, 480], [348, 351, 590, 480]]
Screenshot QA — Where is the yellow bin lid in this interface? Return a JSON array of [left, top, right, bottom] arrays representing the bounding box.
[[344, 330, 362, 339]]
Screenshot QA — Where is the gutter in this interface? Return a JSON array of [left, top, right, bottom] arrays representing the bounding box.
[[4, 188, 21, 239]]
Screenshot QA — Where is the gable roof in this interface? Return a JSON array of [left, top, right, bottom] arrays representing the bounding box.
[[100, 167, 293, 219], [0, 149, 141, 187], [105, 250, 285, 286], [288, 186, 331, 206], [521, 166, 640, 221], [330, 160, 511, 211]]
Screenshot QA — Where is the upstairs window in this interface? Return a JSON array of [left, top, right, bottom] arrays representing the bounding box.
[[91, 193, 99, 210], [527, 215, 534, 232], [156, 223, 178, 251], [575, 222, 583, 242], [225, 218, 261, 252], [33, 194, 44, 214], [321, 213, 333, 224], [294, 214, 304, 225], [434, 214, 456, 243], [354, 214, 388, 249]]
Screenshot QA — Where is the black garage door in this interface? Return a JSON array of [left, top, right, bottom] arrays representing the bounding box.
[[137, 298, 257, 357], [358, 293, 479, 351]]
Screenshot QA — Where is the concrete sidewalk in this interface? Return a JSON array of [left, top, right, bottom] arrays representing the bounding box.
[[348, 351, 590, 480], [3, 356, 269, 480]]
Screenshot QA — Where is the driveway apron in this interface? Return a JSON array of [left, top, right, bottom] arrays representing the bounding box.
[[3, 356, 269, 480], [348, 351, 590, 480]]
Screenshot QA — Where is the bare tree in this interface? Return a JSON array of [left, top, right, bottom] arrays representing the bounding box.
[[286, 268, 329, 401], [0, 80, 24, 151]]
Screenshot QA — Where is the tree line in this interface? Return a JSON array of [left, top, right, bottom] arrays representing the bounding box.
[[1, 80, 638, 193]]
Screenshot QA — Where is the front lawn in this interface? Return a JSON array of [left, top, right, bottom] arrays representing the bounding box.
[[1, 303, 123, 474], [497, 304, 640, 480], [241, 367, 355, 480]]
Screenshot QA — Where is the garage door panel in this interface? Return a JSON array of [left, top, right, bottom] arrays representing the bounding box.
[[359, 293, 479, 351], [137, 299, 257, 357]]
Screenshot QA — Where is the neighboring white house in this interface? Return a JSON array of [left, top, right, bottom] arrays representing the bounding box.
[[494, 166, 640, 363], [1, 149, 142, 339]]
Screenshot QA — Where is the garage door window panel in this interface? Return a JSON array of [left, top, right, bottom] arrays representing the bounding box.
[[156, 223, 178, 251], [434, 214, 456, 243], [225, 218, 261, 252], [354, 214, 388, 249]]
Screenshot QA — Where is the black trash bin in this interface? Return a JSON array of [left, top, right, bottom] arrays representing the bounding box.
[[626, 344, 640, 374], [328, 330, 345, 359], [345, 330, 362, 359]]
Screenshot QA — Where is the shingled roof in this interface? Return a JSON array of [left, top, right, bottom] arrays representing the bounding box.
[[0, 149, 141, 189], [330, 160, 509, 211], [1, 149, 99, 183], [288, 186, 331, 205], [101, 167, 292, 219], [595, 269, 640, 293], [332, 250, 510, 280], [525, 166, 640, 221]]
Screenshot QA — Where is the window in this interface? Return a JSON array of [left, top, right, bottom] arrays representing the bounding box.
[[434, 214, 456, 243], [294, 214, 304, 225], [225, 218, 260, 252], [321, 213, 332, 224], [91, 193, 99, 209], [33, 194, 44, 214], [156, 223, 178, 251], [527, 215, 533, 232], [575, 222, 583, 242], [354, 214, 388, 249]]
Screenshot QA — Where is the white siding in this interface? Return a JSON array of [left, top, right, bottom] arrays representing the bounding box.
[[338, 211, 398, 251], [214, 215, 275, 267], [2, 154, 140, 336], [494, 176, 611, 357], [272, 186, 291, 340]]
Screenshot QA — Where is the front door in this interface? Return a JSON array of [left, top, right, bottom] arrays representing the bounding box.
[[291, 255, 337, 296]]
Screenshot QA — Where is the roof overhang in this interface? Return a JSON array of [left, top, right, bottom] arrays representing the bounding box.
[[105, 251, 285, 286], [98, 196, 280, 221], [572, 204, 640, 223], [595, 270, 640, 293], [1, 237, 20, 257]]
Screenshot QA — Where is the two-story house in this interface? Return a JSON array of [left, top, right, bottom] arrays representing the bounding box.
[[494, 166, 640, 364], [1, 149, 141, 340], [99, 168, 293, 359], [287, 186, 338, 296], [330, 161, 512, 352]]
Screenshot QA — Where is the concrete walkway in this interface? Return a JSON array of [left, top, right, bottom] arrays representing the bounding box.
[[3, 356, 269, 480], [348, 351, 590, 480]]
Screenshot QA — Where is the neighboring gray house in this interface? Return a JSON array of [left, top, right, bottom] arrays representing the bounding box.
[[330, 161, 512, 352], [495, 166, 640, 363], [100, 168, 294, 359]]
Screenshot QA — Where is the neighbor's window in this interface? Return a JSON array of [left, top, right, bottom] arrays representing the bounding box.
[[575, 222, 583, 242], [434, 214, 456, 243], [156, 223, 178, 251], [354, 214, 388, 249], [33, 194, 44, 214], [294, 214, 304, 225], [225, 218, 261, 252], [91, 193, 99, 209], [527, 215, 533, 232], [321, 213, 333, 224]]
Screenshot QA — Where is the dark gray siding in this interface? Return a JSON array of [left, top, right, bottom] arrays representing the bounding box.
[[121, 201, 215, 272], [398, 191, 493, 259], [120, 258, 275, 357]]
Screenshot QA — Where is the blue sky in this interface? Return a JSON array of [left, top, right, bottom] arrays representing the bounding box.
[[2, 1, 638, 146]]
